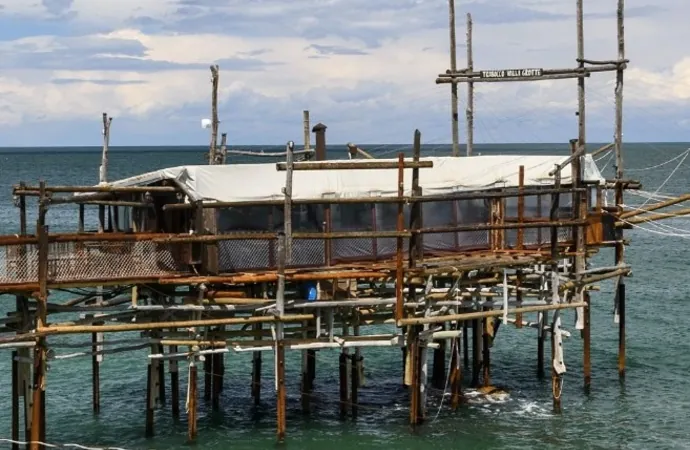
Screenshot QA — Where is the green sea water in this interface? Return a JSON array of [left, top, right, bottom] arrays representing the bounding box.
[[0, 143, 688, 450]]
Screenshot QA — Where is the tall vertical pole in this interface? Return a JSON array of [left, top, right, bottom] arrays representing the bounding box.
[[99, 113, 112, 184], [209, 65, 220, 165], [448, 0, 460, 156], [614, 0, 627, 382], [31, 181, 48, 450], [576, 0, 586, 148], [466, 13, 474, 156], [303, 111, 311, 154]]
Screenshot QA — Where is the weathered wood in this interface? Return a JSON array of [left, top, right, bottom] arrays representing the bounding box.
[[251, 322, 262, 405], [99, 113, 113, 184], [92, 329, 101, 414], [448, 0, 460, 156], [437, 64, 623, 83], [11, 350, 19, 450], [276, 341, 287, 441], [169, 340, 180, 420], [583, 291, 591, 392], [16, 185, 177, 194], [284, 141, 294, 263], [276, 160, 433, 171], [615, 0, 627, 382], [395, 153, 406, 323], [466, 13, 474, 156], [209, 65, 220, 165], [303, 111, 311, 153], [145, 363, 154, 437], [400, 302, 587, 327], [187, 362, 198, 442]]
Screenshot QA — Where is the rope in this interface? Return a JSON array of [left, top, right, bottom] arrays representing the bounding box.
[[626, 148, 690, 172], [431, 338, 457, 422], [637, 149, 689, 210], [0, 438, 129, 450]]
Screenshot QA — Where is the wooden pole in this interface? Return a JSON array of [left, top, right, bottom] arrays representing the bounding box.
[[209, 65, 220, 165], [615, 0, 627, 382], [204, 346, 212, 402], [339, 342, 349, 417], [276, 233, 287, 441], [482, 313, 491, 387], [303, 110, 311, 154], [408, 331, 421, 426], [471, 319, 481, 387], [11, 349, 19, 450], [466, 13, 474, 156], [99, 112, 112, 184], [551, 314, 562, 413], [276, 341, 287, 441], [351, 318, 360, 418], [211, 351, 223, 410], [145, 363, 154, 437], [537, 310, 546, 379], [251, 322, 262, 405], [448, 0, 460, 156], [170, 341, 180, 420], [30, 183, 48, 450], [187, 361, 198, 442], [583, 291, 592, 392], [92, 328, 101, 414], [219, 133, 228, 165], [395, 153, 405, 323], [284, 141, 294, 264], [449, 335, 462, 409]]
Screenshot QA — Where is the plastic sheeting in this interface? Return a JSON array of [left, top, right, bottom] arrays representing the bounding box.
[[106, 155, 605, 203]]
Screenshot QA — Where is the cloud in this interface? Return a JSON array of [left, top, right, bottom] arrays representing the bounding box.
[[42, 0, 74, 17], [0, 0, 688, 146], [51, 78, 148, 85]]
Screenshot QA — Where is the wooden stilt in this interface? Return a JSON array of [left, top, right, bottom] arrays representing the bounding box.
[[251, 323, 262, 405], [617, 282, 626, 379], [583, 292, 592, 392], [145, 363, 154, 438], [188, 362, 198, 442], [351, 353, 359, 418], [170, 344, 180, 420], [300, 319, 311, 412], [419, 340, 428, 422], [450, 334, 463, 409], [462, 321, 469, 368], [551, 314, 563, 413], [212, 352, 224, 410], [307, 349, 316, 390], [92, 331, 101, 414], [339, 350, 349, 417], [538, 311, 547, 379], [482, 316, 491, 387], [204, 350, 212, 401], [409, 332, 421, 426], [11, 350, 19, 450], [157, 343, 166, 407], [276, 341, 287, 442], [401, 345, 408, 388], [432, 325, 446, 389], [471, 319, 482, 387]]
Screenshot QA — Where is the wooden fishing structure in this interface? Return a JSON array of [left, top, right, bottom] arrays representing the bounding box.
[[0, 1, 687, 448]]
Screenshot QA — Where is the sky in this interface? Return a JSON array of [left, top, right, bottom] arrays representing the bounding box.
[[0, 0, 688, 147]]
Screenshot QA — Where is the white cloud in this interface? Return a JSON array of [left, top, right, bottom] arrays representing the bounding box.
[[0, 0, 687, 145]]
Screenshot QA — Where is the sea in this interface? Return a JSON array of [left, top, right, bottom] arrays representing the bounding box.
[[0, 142, 688, 450]]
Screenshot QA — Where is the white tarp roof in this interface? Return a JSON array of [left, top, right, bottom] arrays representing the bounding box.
[[107, 155, 604, 203]]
